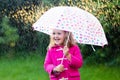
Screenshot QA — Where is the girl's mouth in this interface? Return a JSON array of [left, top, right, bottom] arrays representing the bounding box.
[[55, 39, 60, 41]]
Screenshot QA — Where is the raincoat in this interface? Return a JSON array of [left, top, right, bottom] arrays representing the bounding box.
[[44, 45, 83, 80]]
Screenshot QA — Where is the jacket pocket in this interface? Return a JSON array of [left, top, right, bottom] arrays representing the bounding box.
[[68, 69, 80, 77], [69, 72, 80, 77]]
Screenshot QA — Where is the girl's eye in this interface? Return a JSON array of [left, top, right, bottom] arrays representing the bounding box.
[[52, 32, 55, 35], [58, 32, 61, 35], [52, 32, 61, 35]]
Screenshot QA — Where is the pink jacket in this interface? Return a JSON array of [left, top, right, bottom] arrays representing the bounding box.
[[44, 45, 83, 80]]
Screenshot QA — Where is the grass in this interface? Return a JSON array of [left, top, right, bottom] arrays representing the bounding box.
[[80, 65, 120, 80], [0, 55, 48, 80], [0, 55, 119, 80]]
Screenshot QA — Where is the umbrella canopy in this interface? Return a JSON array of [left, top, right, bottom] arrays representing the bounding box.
[[33, 6, 108, 47]]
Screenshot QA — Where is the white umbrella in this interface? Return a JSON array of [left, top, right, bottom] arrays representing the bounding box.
[[33, 6, 108, 47]]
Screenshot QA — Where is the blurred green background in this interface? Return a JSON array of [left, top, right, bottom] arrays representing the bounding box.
[[0, 0, 120, 80]]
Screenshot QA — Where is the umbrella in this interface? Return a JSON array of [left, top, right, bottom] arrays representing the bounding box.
[[33, 6, 108, 47]]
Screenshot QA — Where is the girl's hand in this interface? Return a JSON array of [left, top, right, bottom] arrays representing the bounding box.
[[53, 64, 64, 72], [63, 46, 71, 60]]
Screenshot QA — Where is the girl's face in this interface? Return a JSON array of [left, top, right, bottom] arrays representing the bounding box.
[[52, 29, 66, 45]]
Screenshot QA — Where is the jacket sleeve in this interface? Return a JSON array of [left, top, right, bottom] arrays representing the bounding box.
[[44, 49, 55, 75], [69, 45, 83, 68]]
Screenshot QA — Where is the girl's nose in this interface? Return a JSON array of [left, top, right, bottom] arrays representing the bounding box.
[[54, 34, 58, 38]]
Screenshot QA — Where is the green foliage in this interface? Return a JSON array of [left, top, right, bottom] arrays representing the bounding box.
[[0, 0, 43, 53], [36, 32, 49, 55], [42, 0, 60, 6], [0, 16, 19, 45], [0, 16, 19, 57]]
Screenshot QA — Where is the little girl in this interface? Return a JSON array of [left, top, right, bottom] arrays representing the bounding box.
[[44, 29, 83, 80]]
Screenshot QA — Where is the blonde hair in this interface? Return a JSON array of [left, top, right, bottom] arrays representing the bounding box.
[[48, 31, 77, 49]]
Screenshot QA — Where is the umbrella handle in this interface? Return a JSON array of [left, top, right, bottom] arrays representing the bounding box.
[[65, 32, 71, 47], [61, 32, 71, 64]]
